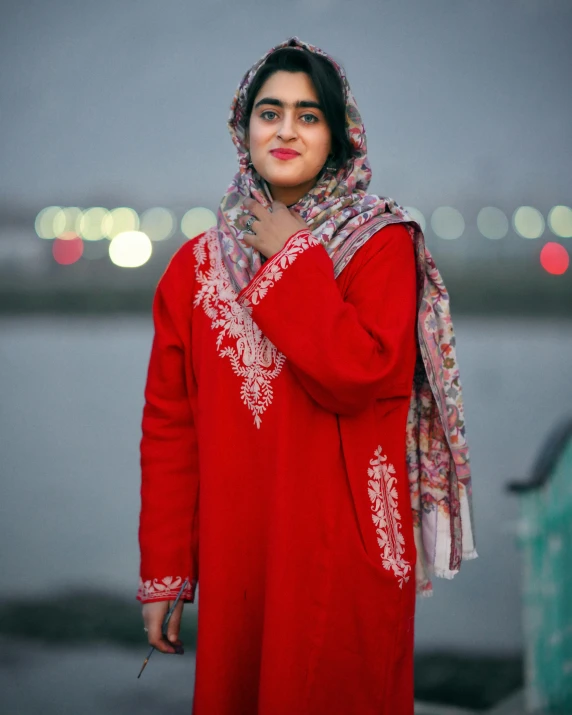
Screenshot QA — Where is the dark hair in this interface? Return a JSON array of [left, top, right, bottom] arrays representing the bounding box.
[[243, 48, 353, 170]]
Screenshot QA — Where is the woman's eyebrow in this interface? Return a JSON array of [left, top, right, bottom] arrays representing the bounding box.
[[253, 97, 323, 111]]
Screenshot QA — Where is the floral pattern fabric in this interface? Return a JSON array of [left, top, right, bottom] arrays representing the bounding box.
[[368, 446, 411, 589], [193, 230, 287, 429], [238, 230, 320, 308], [138, 576, 196, 602]]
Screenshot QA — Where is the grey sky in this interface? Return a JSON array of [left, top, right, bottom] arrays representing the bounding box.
[[1, 0, 571, 211]]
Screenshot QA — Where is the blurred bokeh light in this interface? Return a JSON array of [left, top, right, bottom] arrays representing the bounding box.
[[513, 206, 545, 239], [540, 242, 569, 275], [477, 207, 509, 240], [29, 203, 572, 277], [140, 207, 176, 241], [79, 207, 110, 241], [181, 207, 217, 239], [63, 207, 83, 235], [548, 205, 572, 239], [109, 230, 152, 268], [52, 233, 83, 265], [35, 206, 63, 239], [431, 206, 465, 240], [103, 207, 140, 239]]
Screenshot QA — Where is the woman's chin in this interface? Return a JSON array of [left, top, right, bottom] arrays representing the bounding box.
[[261, 172, 319, 191]]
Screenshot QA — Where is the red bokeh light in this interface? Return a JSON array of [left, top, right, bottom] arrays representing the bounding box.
[[52, 233, 84, 265], [540, 242, 569, 275]]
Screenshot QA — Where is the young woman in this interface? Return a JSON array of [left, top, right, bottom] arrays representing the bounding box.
[[137, 37, 477, 715]]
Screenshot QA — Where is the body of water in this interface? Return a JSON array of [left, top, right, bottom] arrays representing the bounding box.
[[1, 315, 571, 653]]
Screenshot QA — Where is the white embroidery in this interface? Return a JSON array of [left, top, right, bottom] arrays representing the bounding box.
[[368, 445, 411, 588], [137, 576, 194, 601], [239, 231, 321, 307], [193, 230, 286, 428]]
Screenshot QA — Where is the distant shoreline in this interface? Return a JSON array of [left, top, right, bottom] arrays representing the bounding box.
[[1, 280, 571, 317]]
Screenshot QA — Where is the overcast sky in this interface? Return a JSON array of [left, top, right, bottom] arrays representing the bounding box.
[[1, 0, 571, 212]]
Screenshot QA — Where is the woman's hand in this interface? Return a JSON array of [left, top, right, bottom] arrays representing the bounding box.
[[142, 600, 185, 655], [242, 198, 308, 259]]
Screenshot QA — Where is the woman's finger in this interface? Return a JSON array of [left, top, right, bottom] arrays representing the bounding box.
[[270, 200, 288, 213], [243, 197, 267, 220], [142, 601, 177, 654], [166, 599, 185, 647], [241, 232, 258, 246]]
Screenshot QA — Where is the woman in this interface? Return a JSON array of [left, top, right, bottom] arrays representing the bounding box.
[[137, 37, 477, 715]]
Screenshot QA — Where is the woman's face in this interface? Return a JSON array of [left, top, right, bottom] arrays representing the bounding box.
[[247, 70, 332, 205]]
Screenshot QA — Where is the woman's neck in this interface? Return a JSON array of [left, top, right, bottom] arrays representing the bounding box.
[[266, 177, 318, 207]]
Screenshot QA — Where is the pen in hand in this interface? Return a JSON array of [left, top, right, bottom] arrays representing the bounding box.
[[137, 578, 189, 679]]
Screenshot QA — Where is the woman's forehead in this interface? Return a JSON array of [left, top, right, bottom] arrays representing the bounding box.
[[254, 71, 319, 103]]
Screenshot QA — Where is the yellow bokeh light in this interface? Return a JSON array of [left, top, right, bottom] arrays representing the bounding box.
[[109, 230, 152, 268], [79, 207, 110, 241], [403, 206, 426, 233], [181, 207, 217, 239], [103, 207, 140, 239], [52, 209, 67, 237], [37, 206, 82, 238], [140, 207, 176, 241], [35, 206, 62, 239], [477, 207, 508, 240], [513, 206, 544, 239], [548, 205, 572, 239], [62, 207, 83, 235], [430, 206, 465, 240]]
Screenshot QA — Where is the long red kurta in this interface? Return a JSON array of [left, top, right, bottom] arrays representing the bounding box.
[[138, 223, 418, 715]]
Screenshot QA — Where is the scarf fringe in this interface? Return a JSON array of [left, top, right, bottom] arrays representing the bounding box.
[[415, 548, 479, 597]]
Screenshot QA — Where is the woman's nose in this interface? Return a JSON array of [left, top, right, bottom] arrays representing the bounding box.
[[277, 114, 297, 141]]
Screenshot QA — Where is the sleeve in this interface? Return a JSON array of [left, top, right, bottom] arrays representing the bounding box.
[[236, 224, 417, 416], [137, 249, 200, 604]]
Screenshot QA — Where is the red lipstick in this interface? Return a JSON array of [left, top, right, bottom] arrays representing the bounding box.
[[270, 149, 300, 160]]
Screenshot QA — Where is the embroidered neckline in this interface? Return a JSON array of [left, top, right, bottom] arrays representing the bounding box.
[[193, 230, 286, 428]]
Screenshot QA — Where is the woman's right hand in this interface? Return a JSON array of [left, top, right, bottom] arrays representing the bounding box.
[[142, 599, 185, 654]]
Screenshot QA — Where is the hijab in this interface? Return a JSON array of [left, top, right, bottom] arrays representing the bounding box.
[[216, 37, 477, 596]]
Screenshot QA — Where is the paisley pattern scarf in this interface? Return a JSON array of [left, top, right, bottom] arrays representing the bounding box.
[[213, 36, 477, 596]]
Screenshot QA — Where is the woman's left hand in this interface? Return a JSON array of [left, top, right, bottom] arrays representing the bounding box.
[[242, 198, 309, 259]]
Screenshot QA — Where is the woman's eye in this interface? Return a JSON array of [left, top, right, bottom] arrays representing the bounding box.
[[259, 110, 318, 124]]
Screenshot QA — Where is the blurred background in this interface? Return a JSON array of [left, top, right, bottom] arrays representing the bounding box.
[[1, 1, 571, 713]]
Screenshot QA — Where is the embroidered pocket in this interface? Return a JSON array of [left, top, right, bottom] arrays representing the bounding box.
[[367, 445, 411, 588]]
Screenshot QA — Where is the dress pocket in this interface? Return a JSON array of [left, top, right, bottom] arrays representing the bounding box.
[[365, 445, 413, 590]]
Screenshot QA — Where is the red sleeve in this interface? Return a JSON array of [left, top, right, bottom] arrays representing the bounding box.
[[137, 242, 200, 604], [236, 224, 417, 416]]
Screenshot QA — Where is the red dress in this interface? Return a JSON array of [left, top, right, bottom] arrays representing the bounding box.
[[138, 224, 418, 715]]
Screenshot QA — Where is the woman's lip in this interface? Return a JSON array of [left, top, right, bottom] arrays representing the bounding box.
[[270, 149, 300, 160]]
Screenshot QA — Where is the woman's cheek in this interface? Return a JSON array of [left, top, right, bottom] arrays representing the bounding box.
[[248, 121, 271, 152], [310, 130, 331, 165]]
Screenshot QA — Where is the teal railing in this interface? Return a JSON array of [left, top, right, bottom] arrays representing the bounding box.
[[508, 417, 572, 714]]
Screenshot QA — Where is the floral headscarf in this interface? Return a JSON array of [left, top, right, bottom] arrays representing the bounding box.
[[217, 37, 477, 596]]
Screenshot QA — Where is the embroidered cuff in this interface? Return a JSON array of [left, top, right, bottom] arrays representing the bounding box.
[[237, 230, 321, 308], [136, 576, 197, 603]]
